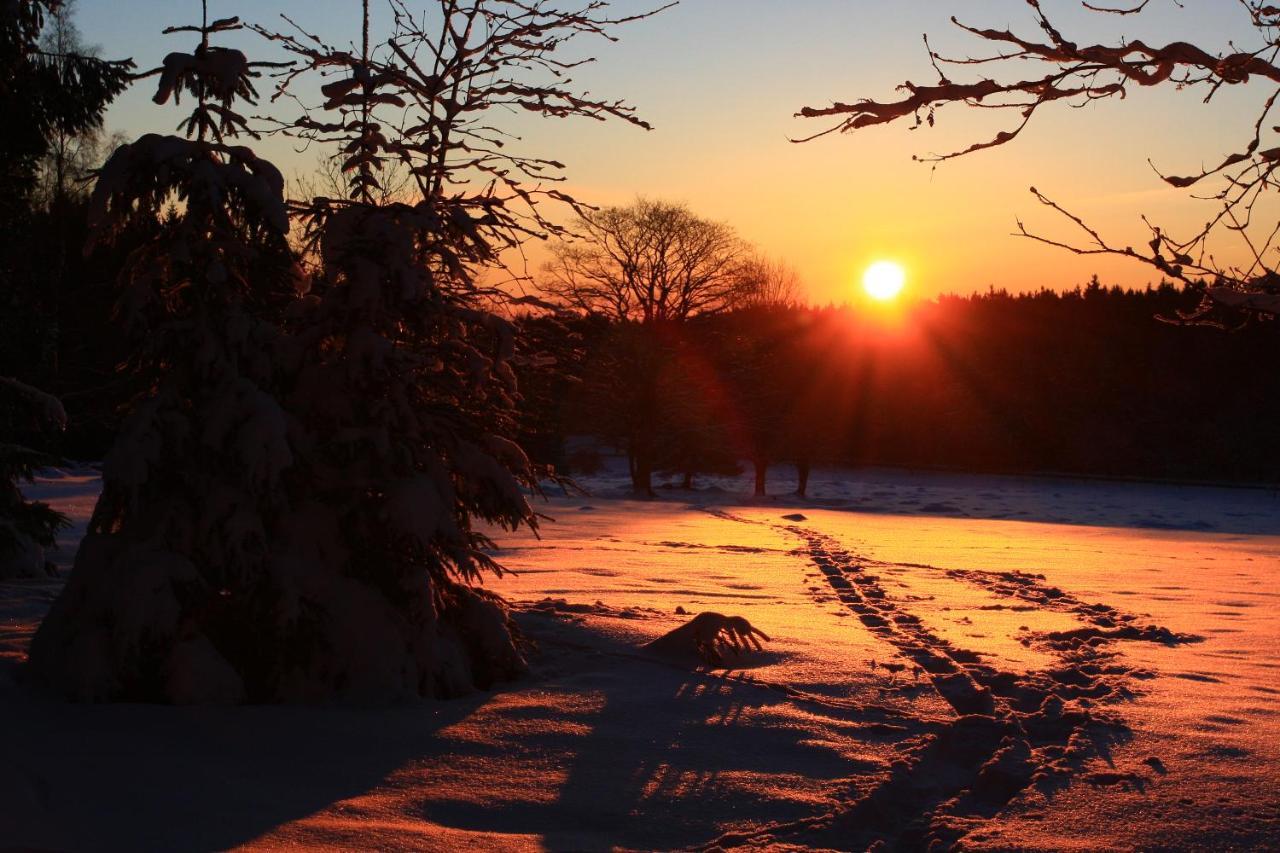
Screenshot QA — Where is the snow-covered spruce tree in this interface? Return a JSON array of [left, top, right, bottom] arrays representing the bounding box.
[[205, 0, 656, 701], [29, 6, 298, 703], [0, 378, 68, 579]]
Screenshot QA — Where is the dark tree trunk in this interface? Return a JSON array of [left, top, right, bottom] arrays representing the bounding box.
[[633, 453, 653, 496], [628, 364, 659, 497], [682, 470, 693, 490], [753, 457, 767, 497], [630, 427, 655, 496], [795, 459, 811, 498]]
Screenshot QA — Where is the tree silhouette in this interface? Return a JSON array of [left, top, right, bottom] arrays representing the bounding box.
[[652, 328, 742, 490], [29, 3, 300, 703], [32, 0, 664, 704], [0, 0, 130, 219], [1, 0, 129, 384], [29, 0, 130, 215], [736, 254, 803, 310], [250, 0, 663, 700], [0, 0, 128, 581], [542, 199, 750, 493], [543, 199, 747, 324], [798, 1, 1280, 324]]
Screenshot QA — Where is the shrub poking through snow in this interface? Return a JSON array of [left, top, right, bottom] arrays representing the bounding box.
[[0, 377, 69, 579], [31, 0, 661, 703], [645, 612, 771, 666]]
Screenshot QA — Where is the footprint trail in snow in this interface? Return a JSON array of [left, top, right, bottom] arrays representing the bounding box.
[[702, 509, 1202, 851]]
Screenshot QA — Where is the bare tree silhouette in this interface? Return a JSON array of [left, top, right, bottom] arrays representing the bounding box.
[[286, 153, 415, 267], [542, 199, 747, 324], [736, 254, 804, 310], [0, 0, 130, 216], [798, 0, 1280, 325], [30, 0, 129, 212], [541, 199, 750, 493]]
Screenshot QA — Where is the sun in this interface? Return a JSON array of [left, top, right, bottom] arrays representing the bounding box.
[[862, 260, 906, 301]]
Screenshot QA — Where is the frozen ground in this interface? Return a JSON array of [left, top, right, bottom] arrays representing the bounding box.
[[0, 467, 1277, 851], [575, 458, 1280, 536]]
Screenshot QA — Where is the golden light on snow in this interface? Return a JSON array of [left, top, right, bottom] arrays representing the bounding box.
[[862, 260, 906, 301]]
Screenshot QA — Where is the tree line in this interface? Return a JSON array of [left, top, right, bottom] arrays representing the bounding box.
[[520, 277, 1280, 491]]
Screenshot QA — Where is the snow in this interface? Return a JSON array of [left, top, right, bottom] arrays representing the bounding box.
[[90, 134, 290, 241], [1209, 286, 1280, 314], [1, 467, 1277, 849], [0, 377, 67, 430], [573, 454, 1280, 536]]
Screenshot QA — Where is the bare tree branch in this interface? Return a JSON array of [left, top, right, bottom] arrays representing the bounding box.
[[797, 0, 1280, 321], [540, 199, 750, 324]]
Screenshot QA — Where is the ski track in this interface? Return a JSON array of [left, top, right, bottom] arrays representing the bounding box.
[[698, 508, 1201, 851]]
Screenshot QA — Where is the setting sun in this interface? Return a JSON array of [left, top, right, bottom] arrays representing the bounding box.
[[8, 3, 1279, 851], [862, 260, 906, 301]]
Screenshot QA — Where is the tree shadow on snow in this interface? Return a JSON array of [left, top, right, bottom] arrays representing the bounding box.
[[416, 614, 900, 850], [0, 681, 485, 852], [1, 614, 900, 852]]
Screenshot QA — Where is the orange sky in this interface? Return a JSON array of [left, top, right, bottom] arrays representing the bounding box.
[[87, 0, 1271, 304]]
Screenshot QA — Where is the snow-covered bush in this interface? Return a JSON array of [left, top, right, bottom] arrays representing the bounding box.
[[0, 377, 68, 579], [32, 0, 658, 704], [246, 197, 540, 701], [218, 0, 660, 701]]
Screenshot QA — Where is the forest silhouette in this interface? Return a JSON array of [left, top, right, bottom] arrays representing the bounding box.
[[517, 279, 1280, 493]]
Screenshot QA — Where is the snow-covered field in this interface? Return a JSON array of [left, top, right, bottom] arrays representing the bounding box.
[[1, 467, 1277, 850]]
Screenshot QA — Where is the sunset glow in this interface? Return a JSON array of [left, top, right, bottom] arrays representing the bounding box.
[[81, 2, 1265, 301], [7, 2, 1279, 851], [862, 260, 906, 301]]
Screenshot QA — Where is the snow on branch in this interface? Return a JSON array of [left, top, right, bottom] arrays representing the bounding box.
[[134, 12, 290, 142]]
